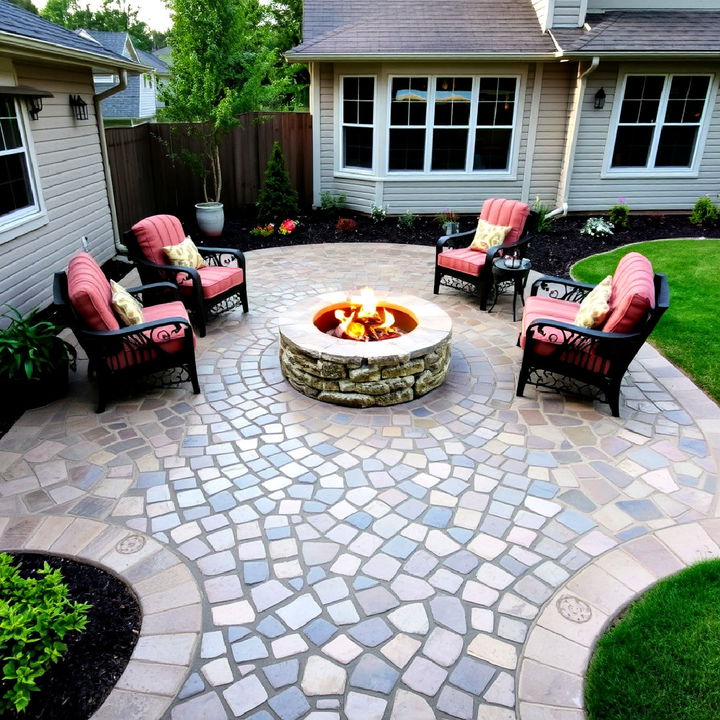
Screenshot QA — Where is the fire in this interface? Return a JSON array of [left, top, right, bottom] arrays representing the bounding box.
[[331, 287, 403, 342]]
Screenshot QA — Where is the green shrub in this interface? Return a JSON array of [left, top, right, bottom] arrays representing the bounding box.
[[608, 202, 631, 229], [531, 196, 555, 233], [689, 194, 719, 226], [255, 142, 300, 223], [370, 204, 387, 223], [397, 211, 417, 231], [0, 554, 90, 713], [320, 191, 347, 212]]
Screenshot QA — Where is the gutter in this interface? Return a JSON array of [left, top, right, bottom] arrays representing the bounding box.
[[556, 56, 599, 211], [94, 70, 128, 255], [285, 51, 558, 63]]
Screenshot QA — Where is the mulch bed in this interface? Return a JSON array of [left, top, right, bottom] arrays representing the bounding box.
[[1, 553, 141, 720]]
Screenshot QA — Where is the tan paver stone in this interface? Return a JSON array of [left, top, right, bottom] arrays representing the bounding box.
[[301, 656, 347, 695], [133, 633, 197, 665], [202, 657, 234, 686], [467, 634, 517, 669], [625, 535, 686, 580], [170, 522, 202, 544], [101, 537, 164, 574], [92, 689, 170, 720], [524, 497, 561, 517], [426, 529, 461, 556], [25, 515, 74, 549], [322, 634, 363, 664], [390, 689, 435, 720], [81, 525, 131, 560], [643, 468, 679, 493], [657, 523, 720, 565], [272, 633, 309, 658], [211, 599, 255, 626], [50, 518, 106, 556], [467, 533, 506, 560], [454, 508, 482, 530], [507, 526, 536, 547], [592, 505, 631, 533], [381, 633, 422, 668], [517, 702, 584, 719], [536, 594, 609, 647], [574, 529, 618, 557], [143, 604, 202, 634], [518, 659, 582, 708], [112, 496, 145, 516], [94, 477, 133, 499], [275, 559, 304, 577], [429, 490, 458, 507], [115, 660, 186, 695], [462, 581, 499, 607], [477, 706, 516, 720], [595, 549, 658, 592], [388, 603, 429, 634], [142, 580, 200, 614], [523, 625, 591, 675]]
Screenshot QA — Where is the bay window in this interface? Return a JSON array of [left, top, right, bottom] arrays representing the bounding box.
[[341, 76, 374, 170], [610, 74, 711, 171]]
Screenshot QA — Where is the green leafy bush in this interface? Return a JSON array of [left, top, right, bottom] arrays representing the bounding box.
[[690, 194, 719, 226], [370, 204, 387, 223], [0, 306, 76, 381], [397, 211, 418, 231], [255, 142, 300, 223], [0, 554, 90, 713], [320, 191, 347, 212], [608, 202, 631, 229], [531, 196, 555, 233]]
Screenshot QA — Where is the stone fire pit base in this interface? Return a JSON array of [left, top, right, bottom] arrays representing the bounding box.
[[278, 292, 453, 408]]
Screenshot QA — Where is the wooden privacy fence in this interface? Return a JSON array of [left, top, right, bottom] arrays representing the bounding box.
[[106, 111, 312, 232]]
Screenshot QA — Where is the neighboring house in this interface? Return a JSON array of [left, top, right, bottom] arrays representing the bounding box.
[[287, 0, 720, 213], [0, 0, 148, 314], [80, 30, 167, 123]]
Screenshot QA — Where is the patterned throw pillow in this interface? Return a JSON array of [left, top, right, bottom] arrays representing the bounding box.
[[469, 219, 512, 252], [163, 236, 206, 269], [574, 275, 613, 328], [110, 280, 144, 326]]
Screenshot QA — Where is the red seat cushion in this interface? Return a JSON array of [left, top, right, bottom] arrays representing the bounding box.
[[437, 248, 487, 276], [107, 300, 195, 371], [480, 198, 530, 246], [131, 215, 185, 266], [67, 253, 119, 332], [604, 252, 655, 334], [178, 266, 245, 299], [520, 295, 610, 374]]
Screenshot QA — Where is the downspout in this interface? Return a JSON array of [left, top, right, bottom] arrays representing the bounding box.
[[94, 70, 128, 254], [556, 55, 599, 214]]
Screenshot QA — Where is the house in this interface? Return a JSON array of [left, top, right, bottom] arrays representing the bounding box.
[[287, 0, 720, 214], [0, 0, 149, 315], [80, 30, 169, 124]]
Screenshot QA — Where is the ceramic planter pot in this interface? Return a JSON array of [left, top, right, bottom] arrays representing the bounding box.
[[1, 359, 70, 411], [195, 202, 225, 237], [444, 221, 460, 236]]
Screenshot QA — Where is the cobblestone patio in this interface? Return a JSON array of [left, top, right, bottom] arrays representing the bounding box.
[[0, 243, 718, 720]]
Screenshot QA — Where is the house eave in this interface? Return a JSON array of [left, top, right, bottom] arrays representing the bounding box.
[[285, 51, 560, 63], [561, 51, 720, 61], [0, 31, 151, 74]]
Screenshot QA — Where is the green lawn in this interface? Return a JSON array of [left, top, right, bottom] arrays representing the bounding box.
[[585, 559, 720, 720], [571, 239, 720, 404]]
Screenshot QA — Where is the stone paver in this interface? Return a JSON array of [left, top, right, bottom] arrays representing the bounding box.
[[0, 243, 718, 719]]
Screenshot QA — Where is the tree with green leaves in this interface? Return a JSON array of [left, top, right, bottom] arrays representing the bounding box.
[[6, 0, 38, 13], [159, 0, 294, 202]]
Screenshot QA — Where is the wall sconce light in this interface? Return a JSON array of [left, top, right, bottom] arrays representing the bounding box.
[[26, 96, 43, 120], [69, 94, 88, 120], [594, 88, 606, 110]]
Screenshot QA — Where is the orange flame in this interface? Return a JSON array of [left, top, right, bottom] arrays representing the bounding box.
[[332, 287, 401, 341]]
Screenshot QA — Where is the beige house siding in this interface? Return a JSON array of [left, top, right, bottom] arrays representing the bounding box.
[[568, 62, 720, 211], [552, 0, 583, 27], [0, 62, 115, 315], [529, 62, 573, 207], [588, 0, 718, 10], [530, 0, 550, 30], [317, 62, 540, 215]]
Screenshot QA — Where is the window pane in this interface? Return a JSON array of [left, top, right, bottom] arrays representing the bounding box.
[[343, 77, 359, 101], [389, 128, 425, 170], [655, 125, 698, 167], [434, 77, 471, 126], [391, 78, 428, 126], [358, 77, 374, 100], [473, 128, 511, 170], [477, 77, 516, 127], [611, 125, 653, 167], [343, 101, 358, 125], [344, 127, 373, 168], [620, 76, 663, 124], [357, 101, 373, 125], [431, 129, 468, 170], [0, 152, 33, 215], [0, 100, 23, 152]]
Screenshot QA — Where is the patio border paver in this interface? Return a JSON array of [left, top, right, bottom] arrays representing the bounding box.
[[0, 515, 201, 720], [518, 519, 720, 719]]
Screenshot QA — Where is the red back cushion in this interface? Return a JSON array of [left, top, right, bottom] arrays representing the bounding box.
[[480, 198, 530, 245], [131, 215, 185, 266], [67, 253, 119, 331], [604, 252, 656, 334]]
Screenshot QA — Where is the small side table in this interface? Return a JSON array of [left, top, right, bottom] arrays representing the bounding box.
[[488, 257, 532, 321]]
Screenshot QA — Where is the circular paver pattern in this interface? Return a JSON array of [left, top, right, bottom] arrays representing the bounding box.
[[0, 243, 718, 719]]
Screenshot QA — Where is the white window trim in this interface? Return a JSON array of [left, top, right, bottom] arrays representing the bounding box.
[[333, 72, 523, 182], [337, 74, 377, 176], [0, 97, 48, 246], [602, 71, 716, 179]]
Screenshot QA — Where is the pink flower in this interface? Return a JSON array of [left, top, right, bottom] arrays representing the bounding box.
[[279, 219, 297, 235]]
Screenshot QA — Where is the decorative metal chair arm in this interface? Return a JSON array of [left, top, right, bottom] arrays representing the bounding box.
[[530, 275, 596, 301], [524, 318, 641, 354], [197, 246, 246, 270], [436, 229, 475, 254], [80, 317, 193, 351]]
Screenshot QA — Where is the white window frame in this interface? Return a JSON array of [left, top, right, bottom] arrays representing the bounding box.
[[0, 96, 47, 245], [603, 71, 716, 179], [338, 74, 376, 174], [385, 73, 521, 178]]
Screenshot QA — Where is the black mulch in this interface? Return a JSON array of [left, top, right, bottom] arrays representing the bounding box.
[[1, 553, 141, 720]]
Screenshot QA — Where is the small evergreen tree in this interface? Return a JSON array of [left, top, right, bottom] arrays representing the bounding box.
[[256, 142, 300, 222]]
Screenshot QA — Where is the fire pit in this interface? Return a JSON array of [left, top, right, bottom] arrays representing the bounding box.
[[279, 289, 452, 407]]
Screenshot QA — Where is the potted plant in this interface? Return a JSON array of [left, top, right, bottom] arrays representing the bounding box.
[[435, 210, 460, 236], [0, 306, 77, 410]]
